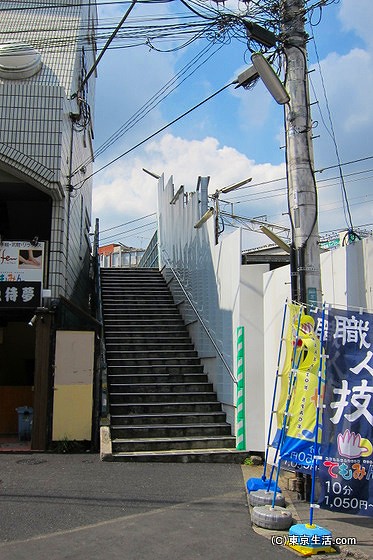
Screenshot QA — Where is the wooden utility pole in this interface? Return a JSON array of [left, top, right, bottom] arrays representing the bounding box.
[[282, 0, 322, 306]]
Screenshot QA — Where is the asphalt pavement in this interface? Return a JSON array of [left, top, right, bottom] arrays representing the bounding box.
[[0, 454, 296, 560]]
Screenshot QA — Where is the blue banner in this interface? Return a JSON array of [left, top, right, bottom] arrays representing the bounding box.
[[317, 307, 373, 517]]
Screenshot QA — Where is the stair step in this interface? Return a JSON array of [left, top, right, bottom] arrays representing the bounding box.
[[103, 307, 179, 314], [109, 392, 218, 404], [110, 412, 227, 425], [111, 435, 237, 452], [106, 342, 194, 352], [104, 319, 185, 326], [103, 307, 180, 314], [102, 294, 175, 298], [107, 449, 248, 463], [104, 327, 189, 335], [107, 352, 199, 359], [105, 332, 190, 338], [108, 373, 208, 384], [109, 402, 223, 414], [107, 365, 204, 374], [111, 423, 232, 439], [109, 382, 213, 393], [106, 355, 200, 365]]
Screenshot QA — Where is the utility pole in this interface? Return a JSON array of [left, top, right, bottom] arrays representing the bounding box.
[[282, 0, 322, 307]]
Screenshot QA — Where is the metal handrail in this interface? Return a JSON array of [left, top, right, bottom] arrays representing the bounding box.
[[93, 219, 109, 420], [161, 248, 237, 384]]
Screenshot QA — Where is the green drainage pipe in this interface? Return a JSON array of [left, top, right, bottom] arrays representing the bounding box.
[[236, 326, 246, 450]]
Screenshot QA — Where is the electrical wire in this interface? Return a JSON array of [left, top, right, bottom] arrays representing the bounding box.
[[74, 80, 234, 187], [99, 219, 157, 242], [74, 39, 224, 173], [227, 168, 373, 204], [74, 0, 139, 97], [98, 212, 156, 233], [309, 28, 355, 232]]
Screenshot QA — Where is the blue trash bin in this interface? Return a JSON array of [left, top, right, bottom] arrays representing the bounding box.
[[16, 407, 33, 441]]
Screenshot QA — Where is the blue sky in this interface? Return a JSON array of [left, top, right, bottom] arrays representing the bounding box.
[[92, 0, 373, 249]]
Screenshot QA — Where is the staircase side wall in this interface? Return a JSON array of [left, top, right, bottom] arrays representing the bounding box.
[[157, 175, 242, 429], [238, 263, 270, 452]]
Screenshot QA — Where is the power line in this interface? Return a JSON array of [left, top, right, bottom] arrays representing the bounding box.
[[75, 79, 234, 186], [229, 168, 373, 204], [99, 212, 156, 233], [309, 26, 354, 231], [219, 155, 373, 201], [75, 0, 139, 97], [74, 39, 223, 173], [99, 219, 157, 242]]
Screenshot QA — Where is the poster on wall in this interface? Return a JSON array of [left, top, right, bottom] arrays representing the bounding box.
[[0, 241, 44, 308], [318, 307, 373, 517]]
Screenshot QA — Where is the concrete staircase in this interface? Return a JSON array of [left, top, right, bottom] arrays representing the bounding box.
[[100, 268, 246, 462]]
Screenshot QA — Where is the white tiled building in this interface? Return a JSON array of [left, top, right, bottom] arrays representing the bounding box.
[[0, 1, 98, 449], [0, 0, 96, 301]]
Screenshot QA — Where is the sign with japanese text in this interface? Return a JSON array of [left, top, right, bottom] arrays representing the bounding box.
[[0, 241, 44, 309], [318, 307, 373, 517], [0, 281, 41, 308], [273, 303, 325, 473], [0, 241, 44, 282]]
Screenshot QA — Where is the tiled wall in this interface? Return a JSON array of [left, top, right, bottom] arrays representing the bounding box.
[[0, 1, 97, 304]]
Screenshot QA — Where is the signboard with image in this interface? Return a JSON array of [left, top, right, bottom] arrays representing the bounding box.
[[0, 241, 44, 308]]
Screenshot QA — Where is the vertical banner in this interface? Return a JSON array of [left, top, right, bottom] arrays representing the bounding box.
[[279, 311, 325, 468], [318, 308, 373, 517], [272, 303, 326, 473], [236, 326, 245, 450]]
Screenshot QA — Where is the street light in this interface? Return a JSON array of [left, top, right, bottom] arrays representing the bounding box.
[[250, 53, 290, 105], [142, 168, 161, 179], [194, 208, 214, 229]]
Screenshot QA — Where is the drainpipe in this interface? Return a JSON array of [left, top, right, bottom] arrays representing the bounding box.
[[65, 117, 75, 295]]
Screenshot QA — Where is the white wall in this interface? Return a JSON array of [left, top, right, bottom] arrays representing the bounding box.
[[262, 236, 373, 456], [239, 263, 270, 451], [157, 175, 279, 448], [157, 175, 242, 427]]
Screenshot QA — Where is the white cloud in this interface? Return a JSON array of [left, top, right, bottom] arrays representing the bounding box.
[[339, 0, 373, 48], [92, 133, 288, 247], [312, 48, 373, 136]]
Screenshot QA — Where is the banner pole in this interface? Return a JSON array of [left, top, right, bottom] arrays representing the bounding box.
[[309, 302, 327, 525], [262, 300, 288, 480], [270, 304, 304, 506], [236, 326, 246, 450]]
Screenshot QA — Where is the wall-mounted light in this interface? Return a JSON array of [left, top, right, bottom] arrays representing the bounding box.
[[28, 315, 37, 327], [260, 225, 291, 253], [194, 208, 214, 229], [251, 52, 290, 105], [170, 185, 184, 204], [142, 168, 161, 179], [215, 177, 252, 196]]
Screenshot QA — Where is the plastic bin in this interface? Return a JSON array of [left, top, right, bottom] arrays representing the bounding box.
[[16, 406, 33, 441]]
